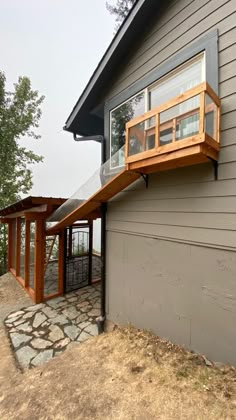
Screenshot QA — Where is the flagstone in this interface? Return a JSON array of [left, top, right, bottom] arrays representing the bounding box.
[[54, 338, 70, 349], [16, 346, 37, 368], [31, 338, 52, 349], [77, 331, 91, 342], [16, 322, 33, 333], [87, 309, 100, 317], [84, 324, 98, 336], [6, 283, 101, 369], [25, 303, 45, 312], [10, 333, 31, 348], [8, 311, 24, 319], [31, 350, 53, 367], [64, 325, 80, 340], [48, 325, 64, 342], [33, 313, 47, 328]]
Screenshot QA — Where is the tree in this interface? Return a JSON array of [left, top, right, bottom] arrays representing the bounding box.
[[0, 71, 44, 275], [106, 0, 136, 30]]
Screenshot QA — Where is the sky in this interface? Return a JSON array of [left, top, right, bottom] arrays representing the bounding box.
[[0, 0, 116, 198]]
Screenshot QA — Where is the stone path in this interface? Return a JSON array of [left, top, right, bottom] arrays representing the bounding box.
[[4, 284, 101, 369]]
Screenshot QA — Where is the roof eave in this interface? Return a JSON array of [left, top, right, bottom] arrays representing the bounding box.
[[64, 0, 156, 135]]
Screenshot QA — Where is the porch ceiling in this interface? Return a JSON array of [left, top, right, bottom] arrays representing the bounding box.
[[0, 196, 67, 217]]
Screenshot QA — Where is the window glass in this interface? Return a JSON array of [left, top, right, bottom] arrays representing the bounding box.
[[149, 55, 205, 110], [159, 95, 200, 145], [110, 92, 145, 168], [128, 116, 156, 157]]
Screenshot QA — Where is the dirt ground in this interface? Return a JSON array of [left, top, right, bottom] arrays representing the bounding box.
[[1, 273, 236, 420]]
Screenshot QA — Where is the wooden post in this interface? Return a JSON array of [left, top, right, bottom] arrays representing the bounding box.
[[199, 91, 205, 135], [16, 218, 21, 277], [24, 220, 30, 288], [7, 220, 13, 271], [155, 113, 160, 149], [34, 218, 44, 303]]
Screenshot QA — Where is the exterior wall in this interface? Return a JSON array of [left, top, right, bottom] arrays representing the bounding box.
[[104, 0, 236, 363], [106, 232, 236, 365]]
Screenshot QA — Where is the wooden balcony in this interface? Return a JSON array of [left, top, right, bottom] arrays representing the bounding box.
[[125, 82, 220, 174]]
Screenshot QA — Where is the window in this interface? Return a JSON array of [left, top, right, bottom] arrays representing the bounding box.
[[110, 53, 205, 168], [110, 91, 145, 168]]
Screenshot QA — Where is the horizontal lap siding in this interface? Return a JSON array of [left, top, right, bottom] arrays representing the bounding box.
[[105, 0, 236, 251]]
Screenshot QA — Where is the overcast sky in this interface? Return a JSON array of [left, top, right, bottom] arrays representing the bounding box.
[[0, 0, 115, 198]]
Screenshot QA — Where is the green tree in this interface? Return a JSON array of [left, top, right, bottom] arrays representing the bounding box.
[[106, 0, 136, 30], [0, 71, 44, 275]]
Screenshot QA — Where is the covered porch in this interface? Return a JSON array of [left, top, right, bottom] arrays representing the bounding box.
[[0, 196, 101, 303]]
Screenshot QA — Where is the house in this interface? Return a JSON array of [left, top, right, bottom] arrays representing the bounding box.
[[2, 0, 236, 365]]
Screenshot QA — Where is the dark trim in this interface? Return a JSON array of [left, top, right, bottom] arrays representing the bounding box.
[[104, 29, 218, 160], [101, 203, 107, 319], [105, 29, 218, 113], [63, 228, 67, 294], [73, 134, 103, 143], [88, 222, 93, 285], [64, 0, 160, 134]]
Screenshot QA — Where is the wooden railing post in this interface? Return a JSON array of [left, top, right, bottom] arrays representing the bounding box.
[[16, 218, 21, 277], [34, 218, 44, 303], [199, 91, 205, 135], [155, 113, 160, 149], [7, 220, 13, 271]]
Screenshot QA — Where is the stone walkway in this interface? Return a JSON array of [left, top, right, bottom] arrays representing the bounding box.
[[4, 284, 101, 369]]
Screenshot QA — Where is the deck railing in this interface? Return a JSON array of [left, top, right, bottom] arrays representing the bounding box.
[[125, 82, 220, 166]]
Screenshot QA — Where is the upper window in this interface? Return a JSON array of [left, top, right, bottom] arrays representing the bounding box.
[[110, 53, 205, 169], [110, 91, 145, 169]]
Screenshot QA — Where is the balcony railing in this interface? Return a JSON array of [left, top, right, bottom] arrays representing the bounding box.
[[125, 82, 220, 173]]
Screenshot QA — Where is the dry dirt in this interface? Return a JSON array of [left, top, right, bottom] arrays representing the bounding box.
[[1, 273, 236, 420]]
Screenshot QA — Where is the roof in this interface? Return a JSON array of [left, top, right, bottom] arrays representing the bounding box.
[[64, 0, 159, 136], [0, 196, 67, 217]]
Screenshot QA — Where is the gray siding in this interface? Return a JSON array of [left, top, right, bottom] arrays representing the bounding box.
[[104, 0, 236, 362], [106, 232, 236, 365], [105, 0, 236, 251]]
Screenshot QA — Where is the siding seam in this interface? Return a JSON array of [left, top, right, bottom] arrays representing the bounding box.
[[106, 228, 236, 252]]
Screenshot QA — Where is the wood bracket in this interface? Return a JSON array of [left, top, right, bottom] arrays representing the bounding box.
[[141, 174, 149, 188]]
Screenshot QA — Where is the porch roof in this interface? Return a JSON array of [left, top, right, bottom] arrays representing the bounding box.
[[0, 196, 67, 217]]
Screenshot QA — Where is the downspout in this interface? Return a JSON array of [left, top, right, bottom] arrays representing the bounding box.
[[72, 132, 106, 333], [97, 134, 106, 334], [97, 202, 107, 333]]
